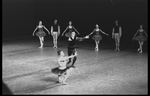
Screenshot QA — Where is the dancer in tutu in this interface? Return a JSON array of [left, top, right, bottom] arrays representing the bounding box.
[[87, 24, 109, 51], [112, 20, 122, 51], [132, 25, 148, 53], [61, 21, 80, 37], [51, 19, 60, 48], [51, 50, 78, 84], [33, 21, 50, 48]]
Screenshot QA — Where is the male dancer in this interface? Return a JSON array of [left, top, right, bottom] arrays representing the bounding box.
[[64, 31, 88, 68]]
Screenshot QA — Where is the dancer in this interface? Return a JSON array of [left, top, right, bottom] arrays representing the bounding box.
[[87, 24, 109, 51], [132, 25, 148, 53], [112, 20, 122, 51], [51, 50, 78, 84], [51, 19, 60, 48], [63, 31, 89, 68], [61, 21, 80, 37], [33, 21, 50, 48]]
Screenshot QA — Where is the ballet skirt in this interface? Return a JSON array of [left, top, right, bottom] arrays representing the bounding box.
[[135, 31, 147, 42], [92, 31, 102, 41], [51, 67, 71, 75], [36, 28, 46, 37]]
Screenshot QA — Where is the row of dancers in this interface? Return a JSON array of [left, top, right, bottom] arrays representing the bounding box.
[[33, 20, 148, 53], [32, 20, 147, 84]]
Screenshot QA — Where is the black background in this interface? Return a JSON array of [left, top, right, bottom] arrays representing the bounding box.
[[2, 0, 148, 49]]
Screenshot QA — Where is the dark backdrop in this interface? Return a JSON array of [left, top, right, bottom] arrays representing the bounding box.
[[2, 0, 148, 49]]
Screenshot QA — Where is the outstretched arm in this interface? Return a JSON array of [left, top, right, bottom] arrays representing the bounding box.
[[100, 29, 109, 36], [88, 29, 95, 36], [66, 52, 78, 59], [61, 26, 68, 36], [132, 30, 139, 40], [73, 26, 80, 35], [33, 26, 38, 36]]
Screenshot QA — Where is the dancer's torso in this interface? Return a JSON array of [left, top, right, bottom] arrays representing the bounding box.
[[114, 25, 119, 33], [53, 24, 58, 32]]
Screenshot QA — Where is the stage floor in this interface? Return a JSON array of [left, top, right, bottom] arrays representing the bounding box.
[[2, 37, 148, 95]]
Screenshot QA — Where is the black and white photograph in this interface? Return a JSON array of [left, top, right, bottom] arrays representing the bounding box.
[[2, 0, 148, 95]]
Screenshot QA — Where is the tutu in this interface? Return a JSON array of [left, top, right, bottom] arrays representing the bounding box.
[[65, 32, 72, 38], [92, 35, 102, 41], [135, 36, 147, 42], [36, 31, 46, 37], [51, 67, 70, 75]]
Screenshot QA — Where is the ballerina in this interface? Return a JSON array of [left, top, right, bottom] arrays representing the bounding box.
[[61, 21, 80, 37], [33, 21, 50, 48], [132, 25, 148, 53], [51, 50, 78, 84], [87, 24, 109, 51]]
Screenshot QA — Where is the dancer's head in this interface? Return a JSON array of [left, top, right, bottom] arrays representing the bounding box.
[[140, 25, 143, 29], [54, 19, 57, 24], [69, 21, 72, 26], [96, 24, 99, 29], [115, 20, 118, 25], [57, 50, 65, 56], [39, 21, 42, 25]]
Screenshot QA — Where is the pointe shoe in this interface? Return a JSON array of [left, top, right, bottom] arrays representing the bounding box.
[[137, 48, 141, 52], [95, 47, 99, 51], [39, 46, 42, 48], [53, 46, 57, 48], [62, 82, 68, 85], [118, 49, 120, 51], [115, 49, 117, 51], [139, 51, 143, 53]]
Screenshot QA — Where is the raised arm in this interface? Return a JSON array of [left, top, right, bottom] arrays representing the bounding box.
[[73, 26, 80, 35], [61, 26, 68, 36], [43, 26, 50, 34], [33, 26, 38, 36]]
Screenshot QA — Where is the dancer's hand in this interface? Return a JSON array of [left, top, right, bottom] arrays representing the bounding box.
[[75, 51, 78, 56], [85, 35, 89, 39]]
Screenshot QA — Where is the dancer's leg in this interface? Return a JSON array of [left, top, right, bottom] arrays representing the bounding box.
[[117, 36, 120, 51], [95, 40, 98, 51], [39, 37, 42, 48], [139, 41, 143, 53], [67, 47, 72, 65], [52, 32, 58, 48], [137, 41, 141, 52]]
